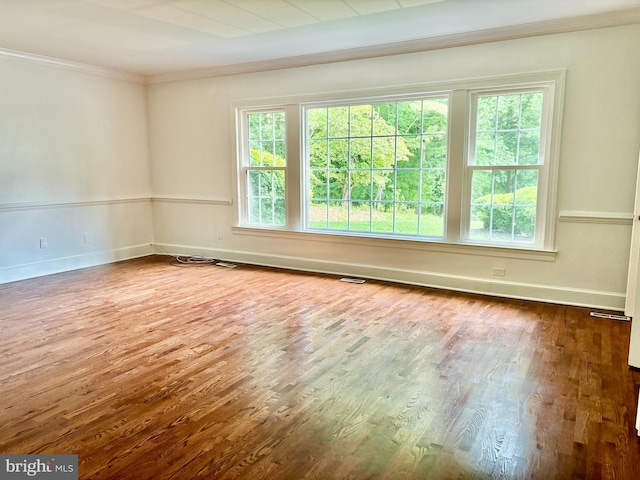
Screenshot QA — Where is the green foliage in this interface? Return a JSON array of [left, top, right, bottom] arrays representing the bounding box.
[[475, 92, 543, 167], [308, 105, 412, 201], [249, 149, 285, 167], [473, 186, 537, 237], [307, 100, 448, 209]]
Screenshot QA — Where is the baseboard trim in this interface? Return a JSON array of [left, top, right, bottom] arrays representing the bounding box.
[[154, 243, 625, 311], [0, 244, 154, 284]]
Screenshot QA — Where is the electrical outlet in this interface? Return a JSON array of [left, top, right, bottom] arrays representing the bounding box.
[[39, 237, 48, 249], [492, 267, 506, 276], [83, 232, 92, 244], [217, 230, 223, 240]]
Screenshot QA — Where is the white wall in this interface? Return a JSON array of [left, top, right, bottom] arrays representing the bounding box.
[[0, 58, 153, 283], [148, 24, 640, 310], [2, 24, 638, 310]]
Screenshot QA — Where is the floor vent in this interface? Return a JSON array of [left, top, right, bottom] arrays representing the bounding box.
[[590, 312, 631, 321]]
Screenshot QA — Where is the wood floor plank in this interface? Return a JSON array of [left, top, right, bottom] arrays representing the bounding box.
[[1, 255, 640, 479]]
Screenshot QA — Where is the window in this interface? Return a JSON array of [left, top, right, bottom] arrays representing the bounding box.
[[467, 90, 546, 244], [306, 98, 448, 237], [240, 110, 287, 226], [235, 73, 562, 251]]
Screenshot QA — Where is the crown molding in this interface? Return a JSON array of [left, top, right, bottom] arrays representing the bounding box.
[[146, 7, 640, 85], [1, 7, 638, 86], [0, 47, 145, 84]]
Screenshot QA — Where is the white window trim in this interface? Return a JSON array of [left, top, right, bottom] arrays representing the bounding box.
[[232, 70, 565, 256], [301, 92, 451, 238], [462, 83, 557, 250]]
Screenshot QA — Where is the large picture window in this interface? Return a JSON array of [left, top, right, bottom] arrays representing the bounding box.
[[235, 73, 562, 252], [306, 98, 448, 237]]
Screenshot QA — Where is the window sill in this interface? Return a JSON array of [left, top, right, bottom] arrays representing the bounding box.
[[232, 226, 557, 262]]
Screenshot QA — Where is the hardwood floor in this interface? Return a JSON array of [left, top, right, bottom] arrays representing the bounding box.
[[1, 256, 639, 479]]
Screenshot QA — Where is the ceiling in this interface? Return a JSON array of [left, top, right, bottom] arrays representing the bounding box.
[[0, 0, 639, 80]]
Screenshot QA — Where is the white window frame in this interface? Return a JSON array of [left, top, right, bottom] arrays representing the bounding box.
[[301, 94, 451, 239], [234, 104, 300, 230], [462, 83, 556, 249], [233, 71, 564, 254]]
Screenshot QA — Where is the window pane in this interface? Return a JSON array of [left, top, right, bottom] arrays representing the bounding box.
[[477, 96, 497, 132], [423, 98, 448, 134], [309, 200, 328, 228], [516, 170, 539, 194], [248, 114, 260, 141], [374, 103, 397, 130], [350, 137, 372, 168], [375, 170, 395, 202], [406, 139, 422, 167], [514, 207, 536, 241], [422, 134, 447, 168], [349, 202, 371, 231], [496, 95, 520, 131], [399, 135, 420, 167], [273, 170, 285, 198], [489, 205, 514, 240], [397, 101, 422, 135], [518, 130, 540, 165], [329, 170, 347, 200], [372, 204, 393, 233], [249, 197, 260, 224], [395, 204, 419, 234], [372, 136, 397, 168], [274, 111, 286, 140], [273, 197, 286, 225], [350, 173, 372, 201], [329, 201, 348, 229], [309, 169, 328, 200], [492, 170, 516, 198], [350, 105, 373, 137], [249, 141, 262, 166], [309, 139, 328, 168], [248, 170, 261, 197], [259, 198, 274, 225], [308, 108, 328, 139], [520, 93, 543, 129], [421, 169, 445, 203], [496, 131, 518, 166], [396, 169, 419, 202], [373, 171, 392, 204], [420, 204, 444, 236], [261, 140, 275, 164], [470, 205, 490, 240], [260, 113, 275, 140], [329, 139, 348, 168], [471, 170, 492, 202], [274, 141, 286, 165], [475, 132, 496, 166], [328, 106, 349, 138]]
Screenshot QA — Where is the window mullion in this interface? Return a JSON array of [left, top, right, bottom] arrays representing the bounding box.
[[286, 104, 301, 230], [446, 89, 467, 243]]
